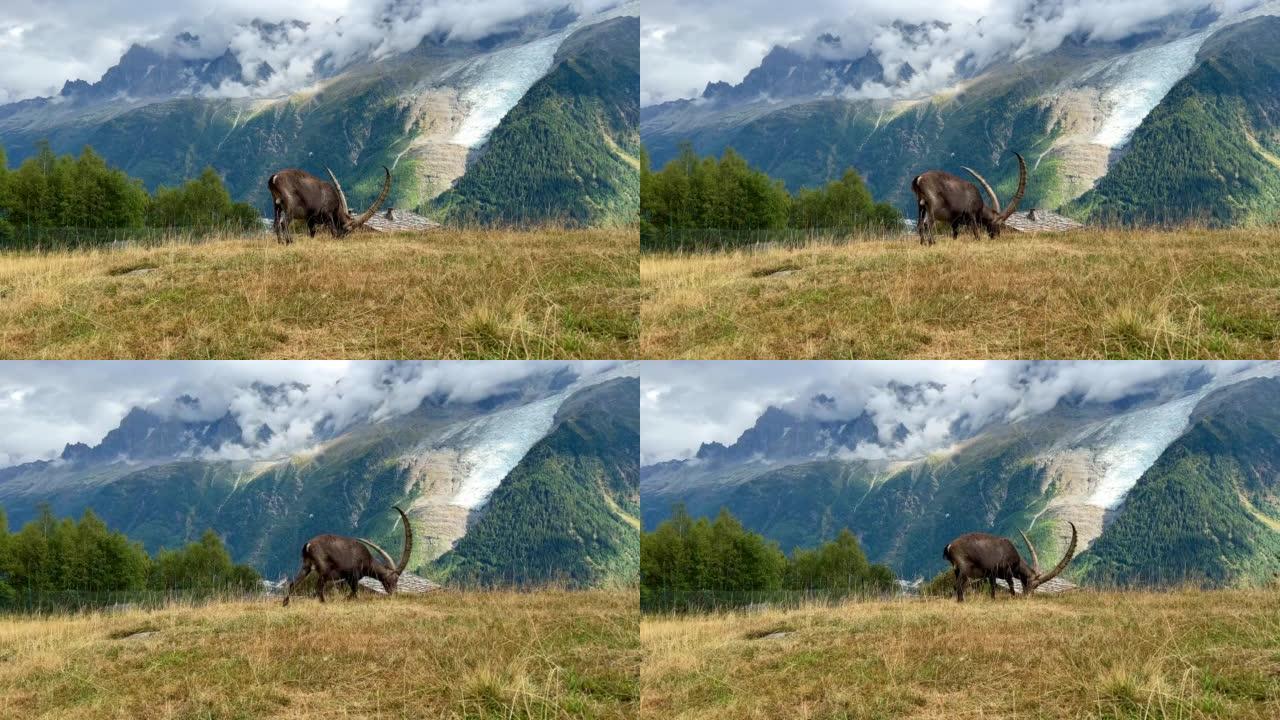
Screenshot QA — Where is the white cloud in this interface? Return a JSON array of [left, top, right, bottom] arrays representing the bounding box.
[[0, 0, 621, 104], [641, 0, 1268, 106], [640, 361, 1272, 465], [0, 361, 630, 467]]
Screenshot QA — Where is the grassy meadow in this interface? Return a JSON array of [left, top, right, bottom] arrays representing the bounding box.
[[640, 227, 1280, 359], [0, 589, 639, 720], [0, 228, 638, 359], [641, 589, 1280, 720]]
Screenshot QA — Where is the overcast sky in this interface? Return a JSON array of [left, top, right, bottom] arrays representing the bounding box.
[[0, 0, 617, 103], [641, 0, 1264, 105], [640, 361, 1275, 465], [0, 361, 629, 467]]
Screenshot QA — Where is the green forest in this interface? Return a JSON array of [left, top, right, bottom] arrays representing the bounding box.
[[0, 141, 259, 246], [640, 144, 901, 250], [641, 506, 895, 611], [0, 505, 260, 611]]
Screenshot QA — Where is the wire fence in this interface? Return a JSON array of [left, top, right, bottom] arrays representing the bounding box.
[[0, 586, 266, 615], [0, 224, 268, 254], [641, 587, 898, 615], [640, 226, 909, 254]]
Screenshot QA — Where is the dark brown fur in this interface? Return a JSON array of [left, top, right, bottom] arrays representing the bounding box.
[[282, 507, 412, 606], [267, 166, 392, 244], [911, 152, 1027, 245], [943, 522, 1077, 602]]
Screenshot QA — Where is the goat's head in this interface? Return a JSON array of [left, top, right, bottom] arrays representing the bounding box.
[[357, 506, 414, 593], [1017, 522, 1078, 593], [324, 166, 393, 236], [960, 152, 1028, 238]]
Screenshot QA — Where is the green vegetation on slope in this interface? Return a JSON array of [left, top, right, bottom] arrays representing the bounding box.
[[642, 52, 1072, 215], [435, 17, 641, 226], [643, 424, 1067, 582], [0, 426, 424, 580], [434, 378, 640, 587], [1069, 17, 1280, 225], [1081, 377, 1280, 587], [0, 76, 418, 218], [0, 142, 257, 246], [639, 144, 900, 249], [0, 505, 258, 610], [640, 506, 895, 611]]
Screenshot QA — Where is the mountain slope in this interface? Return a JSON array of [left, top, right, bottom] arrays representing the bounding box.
[[0, 6, 639, 223], [642, 371, 1280, 586], [434, 17, 640, 225], [1068, 16, 1280, 225], [1079, 377, 1280, 586], [434, 377, 640, 586], [640, 8, 1280, 223], [0, 371, 640, 585]]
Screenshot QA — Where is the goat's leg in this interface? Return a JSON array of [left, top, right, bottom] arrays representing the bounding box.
[[954, 567, 965, 603], [347, 574, 360, 599], [273, 203, 284, 244], [282, 565, 311, 607]]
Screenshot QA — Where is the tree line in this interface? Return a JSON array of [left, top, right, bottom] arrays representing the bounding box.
[[640, 144, 901, 249], [0, 505, 260, 609], [0, 142, 259, 244], [641, 506, 895, 610]]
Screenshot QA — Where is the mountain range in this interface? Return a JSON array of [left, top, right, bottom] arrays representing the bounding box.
[[641, 4, 1280, 225], [0, 3, 639, 226], [0, 370, 640, 587], [642, 367, 1280, 587]]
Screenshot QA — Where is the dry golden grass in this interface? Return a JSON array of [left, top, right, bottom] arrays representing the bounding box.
[[640, 228, 1280, 358], [0, 228, 638, 359], [0, 589, 638, 719], [641, 589, 1280, 720]]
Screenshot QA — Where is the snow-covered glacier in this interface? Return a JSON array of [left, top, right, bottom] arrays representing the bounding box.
[[1062, 364, 1280, 510], [449, 0, 640, 149], [442, 392, 565, 509], [414, 362, 636, 510], [450, 33, 567, 148], [1080, 0, 1280, 150], [1087, 33, 1205, 149]]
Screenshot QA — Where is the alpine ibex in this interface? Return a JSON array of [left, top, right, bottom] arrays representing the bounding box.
[[943, 522, 1077, 603], [267, 166, 392, 244], [910, 152, 1027, 245], [281, 506, 413, 606]]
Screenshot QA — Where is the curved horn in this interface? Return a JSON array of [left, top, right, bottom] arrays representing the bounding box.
[[348, 166, 393, 230], [962, 166, 1001, 213], [1028, 522, 1077, 592], [357, 537, 397, 569], [1019, 529, 1041, 573], [392, 505, 413, 573], [995, 152, 1028, 224], [324, 166, 350, 216]]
